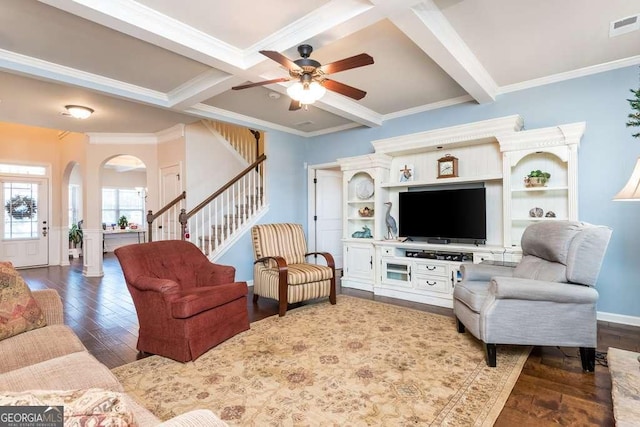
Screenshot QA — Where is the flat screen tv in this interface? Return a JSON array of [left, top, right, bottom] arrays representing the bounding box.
[[398, 188, 486, 243]]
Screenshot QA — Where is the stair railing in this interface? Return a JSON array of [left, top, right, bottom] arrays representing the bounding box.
[[179, 154, 266, 255], [204, 120, 261, 165], [146, 191, 186, 242]]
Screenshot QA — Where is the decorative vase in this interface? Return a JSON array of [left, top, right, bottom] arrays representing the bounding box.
[[524, 176, 548, 187], [529, 207, 544, 218]]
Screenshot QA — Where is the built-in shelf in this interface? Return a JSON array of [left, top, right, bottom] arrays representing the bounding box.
[[511, 186, 568, 193], [348, 217, 375, 221], [380, 173, 502, 188], [347, 199, 374, 203]]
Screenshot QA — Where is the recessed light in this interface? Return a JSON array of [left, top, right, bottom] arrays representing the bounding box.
[[268, 92, 281, 100]]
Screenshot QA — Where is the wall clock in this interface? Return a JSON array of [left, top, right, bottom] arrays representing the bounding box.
[[437, 154, 458, 178]]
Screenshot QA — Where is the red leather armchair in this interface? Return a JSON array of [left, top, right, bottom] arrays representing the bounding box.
[[114, 240, 249, 362]]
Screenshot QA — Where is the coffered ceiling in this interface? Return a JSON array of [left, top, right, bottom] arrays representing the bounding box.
[[0, 0, 638, 136]]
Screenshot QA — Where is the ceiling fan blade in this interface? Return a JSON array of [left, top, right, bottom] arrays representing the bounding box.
[[232, 77, 290, 90], [318, 53, 374, 75], [289, 100, 302, 111], [322, 79, 367, 100], [259, 50, 303, 72]]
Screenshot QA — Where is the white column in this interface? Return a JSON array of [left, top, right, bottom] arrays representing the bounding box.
[[82, 228, 104, 277]]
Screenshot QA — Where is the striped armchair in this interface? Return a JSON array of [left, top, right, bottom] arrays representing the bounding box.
[[251, 223, 336, 316]]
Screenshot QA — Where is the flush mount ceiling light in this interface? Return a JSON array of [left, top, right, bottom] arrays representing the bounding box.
[[64, 105, 94, 119]]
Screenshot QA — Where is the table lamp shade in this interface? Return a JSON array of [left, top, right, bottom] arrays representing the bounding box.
[[614, 157, 640, 201]]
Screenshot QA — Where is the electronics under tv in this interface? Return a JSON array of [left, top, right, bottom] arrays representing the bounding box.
[[398, 188, 486, 244]]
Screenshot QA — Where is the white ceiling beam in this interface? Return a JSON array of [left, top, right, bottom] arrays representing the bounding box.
[[390, 0, 497, 104], [38, 0, 247, 74], [167, 71, 246, 110], [0, 48, 168, 106]]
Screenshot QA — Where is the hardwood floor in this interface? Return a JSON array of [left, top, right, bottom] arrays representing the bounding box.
[[20, 254, 639, 426]]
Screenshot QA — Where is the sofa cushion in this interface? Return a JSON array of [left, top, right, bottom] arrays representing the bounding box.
[[0, 262, 46, 341], [0, 351, 123, 392], [0, 388, 135, 426], [0, 324, 86, 374]]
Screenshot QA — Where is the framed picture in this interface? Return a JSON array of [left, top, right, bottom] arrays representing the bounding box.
[[399, 164, 414, 182]]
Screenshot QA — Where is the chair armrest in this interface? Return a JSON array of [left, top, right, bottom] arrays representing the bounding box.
[[490, 276, 598, 304], [254, 256, 288, 269], [305, 252, 335, 269], [461, 263, 515, 281], [132, 276, 179, 294], [196, 262, 236, 286], [31, 289, 64, 325], [157, 409, 229, 427]]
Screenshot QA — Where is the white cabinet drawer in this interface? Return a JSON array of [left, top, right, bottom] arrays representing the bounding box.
[[381, 247, 394, 257], [414, 262, 447, 277], [414, 276, 449, 293]]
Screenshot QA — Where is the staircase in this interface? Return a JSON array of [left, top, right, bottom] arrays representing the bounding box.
[[147, 121, 266, 260]]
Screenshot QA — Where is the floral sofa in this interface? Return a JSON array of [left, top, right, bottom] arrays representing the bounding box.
[[0, 262, 227, 426]]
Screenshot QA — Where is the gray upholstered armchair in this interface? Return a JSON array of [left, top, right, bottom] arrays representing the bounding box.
[[454, 221, 612, 371]]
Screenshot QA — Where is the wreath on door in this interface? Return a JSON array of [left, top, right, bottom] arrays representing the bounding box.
[[5, 195, 37, 220]]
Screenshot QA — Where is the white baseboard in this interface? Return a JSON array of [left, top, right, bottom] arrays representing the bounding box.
[[597, 311, 640, 327]]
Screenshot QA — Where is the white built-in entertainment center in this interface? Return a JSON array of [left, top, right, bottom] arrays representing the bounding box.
[[337, 115, 585, 308]]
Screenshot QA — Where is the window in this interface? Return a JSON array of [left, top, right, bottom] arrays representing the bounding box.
[[3, 182, 39, 239], [102, 188, 145, 227], [69, 184, 80, 228]]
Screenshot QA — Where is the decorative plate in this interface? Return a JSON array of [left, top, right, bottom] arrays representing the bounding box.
[[356, 178, 374, 199]]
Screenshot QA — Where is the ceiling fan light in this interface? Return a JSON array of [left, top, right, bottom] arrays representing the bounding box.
[[286, 81, 326, 105], [308, 81, 326, 99], [65, 105, 94, 119], [286, 82, 305, 101]]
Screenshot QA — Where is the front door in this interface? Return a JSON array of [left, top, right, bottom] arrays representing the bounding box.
[[1, 178, 48, 267]]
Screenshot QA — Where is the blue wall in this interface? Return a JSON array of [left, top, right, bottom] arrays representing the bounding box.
[[222, 64, 640, 319], [304, 65, 640, 318], [218, 130, 308, 281]]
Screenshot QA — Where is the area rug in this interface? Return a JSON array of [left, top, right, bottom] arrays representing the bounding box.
[[112, 296, 529, 426]]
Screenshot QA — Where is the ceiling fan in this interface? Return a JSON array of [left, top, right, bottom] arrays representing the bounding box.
[[232, 44, 374, 111]]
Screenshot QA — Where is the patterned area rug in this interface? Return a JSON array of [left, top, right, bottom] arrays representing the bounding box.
[[112, 296, 529, 426]]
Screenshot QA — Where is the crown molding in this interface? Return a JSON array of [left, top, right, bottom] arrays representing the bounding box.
[[303, 122, 364, 138], [0, 48, 168, 106], [156, 124, 185, 143], [498, 122, 586, 152], [167, 70, 238, 109], [337, 152, 393, 170], [372, 114, 524, 156], [382, 95, 474, 122], [186, 104, 308, 137], [86, 123, 185, 145], [498, 55, 640, 95], [86, 133, 158, 145]]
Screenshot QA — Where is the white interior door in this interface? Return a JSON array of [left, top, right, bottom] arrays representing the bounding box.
[[1, 178, 48, 267], [160, 164, 182, 240], [310, 168, 343, 269]]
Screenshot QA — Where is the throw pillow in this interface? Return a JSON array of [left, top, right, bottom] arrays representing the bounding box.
[[0, 388, 135, 427], [0, 263, 46, 340]]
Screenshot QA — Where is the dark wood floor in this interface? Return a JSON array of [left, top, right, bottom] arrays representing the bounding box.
[[20, 254, 640, 426]]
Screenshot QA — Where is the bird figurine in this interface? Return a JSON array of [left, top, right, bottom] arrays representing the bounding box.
[[384, 202, 398, 240]]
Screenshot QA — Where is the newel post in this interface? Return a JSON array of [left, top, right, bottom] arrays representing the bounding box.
[[179, 208, 188, 241], [146, 210, 154, 242]]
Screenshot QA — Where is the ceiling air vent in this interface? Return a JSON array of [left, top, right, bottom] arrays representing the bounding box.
[[295, 120, 314, 127], [610, 14, 640, 37]]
